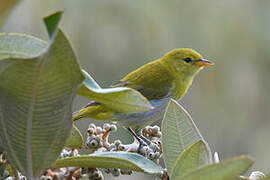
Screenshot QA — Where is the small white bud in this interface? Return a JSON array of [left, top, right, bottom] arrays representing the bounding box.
[[89, 123, 96, 130], [147, 149, 155, 160], [118, 144, 125, 151], [120, 169, 132, 175], [152, 125, 160, 133], [111, 168, 120, 177], [148, 152, 155, 160], [149, 143, 159, 151], [249, 171, 265, 180], [103, 123, 111, 131], [144, 126, 151, 132], [96, 126, 103, 134], [90, 140, 99, 148], [156, 131, 162, 138], [214, 152, 220, 163], [110, 124, 117, 132], [87, 136, 100, 148], [5, 177, 13, 180], [88, 127, 95, 135], [104, 168, 111, 174], [92, 170, 100, 178], [154, 152, 161, 159], [3, 170, 9, 178], [45, 176, 52, 180], [140, 146, 149, 155], [114, 140, 121, 147]]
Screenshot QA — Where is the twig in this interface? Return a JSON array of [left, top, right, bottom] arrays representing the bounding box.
[[10, 164, 19, 180], [46, 169, 58, 180], [161, 170, 169, 180], [67, 167, 80, 180]]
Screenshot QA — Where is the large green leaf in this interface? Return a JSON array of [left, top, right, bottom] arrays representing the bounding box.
[[0, 33, 47, 60], [65, 124, 84, 149], [53, 152, 163, 175], [178, 155, 254, 180], [162, 99, 212, 174], [262, 174, 270, 180], [170, 140, 212, 180], [0, 11, 84, 178], [77, 70, 153, 114]]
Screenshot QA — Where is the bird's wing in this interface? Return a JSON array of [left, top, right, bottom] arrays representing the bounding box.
[[73, 60, 173, 122], [111, 60, 173, 100]]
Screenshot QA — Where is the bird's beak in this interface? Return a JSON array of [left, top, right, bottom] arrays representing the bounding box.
[[194, 59, 214, 67]]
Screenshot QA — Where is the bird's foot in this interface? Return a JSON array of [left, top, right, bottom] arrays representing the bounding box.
[[127, 128, 147, 153], [139, 134, 151, 144]]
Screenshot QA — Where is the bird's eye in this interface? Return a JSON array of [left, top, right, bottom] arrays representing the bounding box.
[[184, 57, 192, 63]]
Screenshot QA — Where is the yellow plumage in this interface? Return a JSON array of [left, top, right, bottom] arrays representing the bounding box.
[[73, 48, 214, 129]]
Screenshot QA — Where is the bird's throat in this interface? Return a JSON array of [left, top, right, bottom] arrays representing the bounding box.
[[173, 76, 194, 100]]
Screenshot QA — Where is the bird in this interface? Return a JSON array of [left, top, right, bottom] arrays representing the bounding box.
[[73, 48, 214, 143]]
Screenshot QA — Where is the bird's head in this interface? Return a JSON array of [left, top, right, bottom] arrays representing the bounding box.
[[163, 48, 214, 79]]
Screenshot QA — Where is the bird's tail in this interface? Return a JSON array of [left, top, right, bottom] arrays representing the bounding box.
[[72, 110, 85, 121], [72, 102, 113, 121]]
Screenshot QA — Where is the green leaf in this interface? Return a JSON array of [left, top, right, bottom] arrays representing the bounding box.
[[170, 140, 212, 180], [0, 11, 84, 178], [262, 174, 270, 180], [178, 155, 254, 180], [162, 99, 212, 174], [65, 124, 84, 149], [0, 33, 47, 60], [44, 11, 63, 39], [77, 70, 153, 114], [53, 152, 163, 175], [5, 164, 13, 177]]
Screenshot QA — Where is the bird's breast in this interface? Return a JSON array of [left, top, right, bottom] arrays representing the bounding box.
[[173, 77, 194, 100]]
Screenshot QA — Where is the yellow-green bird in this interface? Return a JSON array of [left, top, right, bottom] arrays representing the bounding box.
[[73, 48, 213, 132]]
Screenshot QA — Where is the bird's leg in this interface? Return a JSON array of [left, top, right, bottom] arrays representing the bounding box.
[[127, 128, 147, 152], [138, 130, 151, 145], [139, 129, 160, 152]]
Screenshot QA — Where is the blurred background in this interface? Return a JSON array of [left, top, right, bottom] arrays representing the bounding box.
[[1, 0, 270, 179]]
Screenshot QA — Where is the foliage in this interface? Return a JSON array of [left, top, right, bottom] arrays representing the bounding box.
[[65, 125, 84, 149], [0, 11, 267, 180], [77, 70, 153, 114], [161, 99, 212, 174], [53, 152, 163, 175], [0, 11, 84, 178]]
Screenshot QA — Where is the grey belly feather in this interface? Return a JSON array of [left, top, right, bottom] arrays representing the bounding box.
[[112, 97, 171, 130]]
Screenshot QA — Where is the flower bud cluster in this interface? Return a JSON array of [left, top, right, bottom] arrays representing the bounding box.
[[86, 123, 163, 159], [142, 125, 162, 140], [3, 123, 163, 180], [84, 123, 163, 178], [40, 175, 53, 180], [5, 172, 26, 180], [60, 148, 78, 159], [81, 168, 104, 180], [139, 145, 161, 161], [103, 168, 132, 177], [86, 123, 117, 153], [140, 125, 163, 161], [2, 170, 9, 179], [39, 149, 80, 180]]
